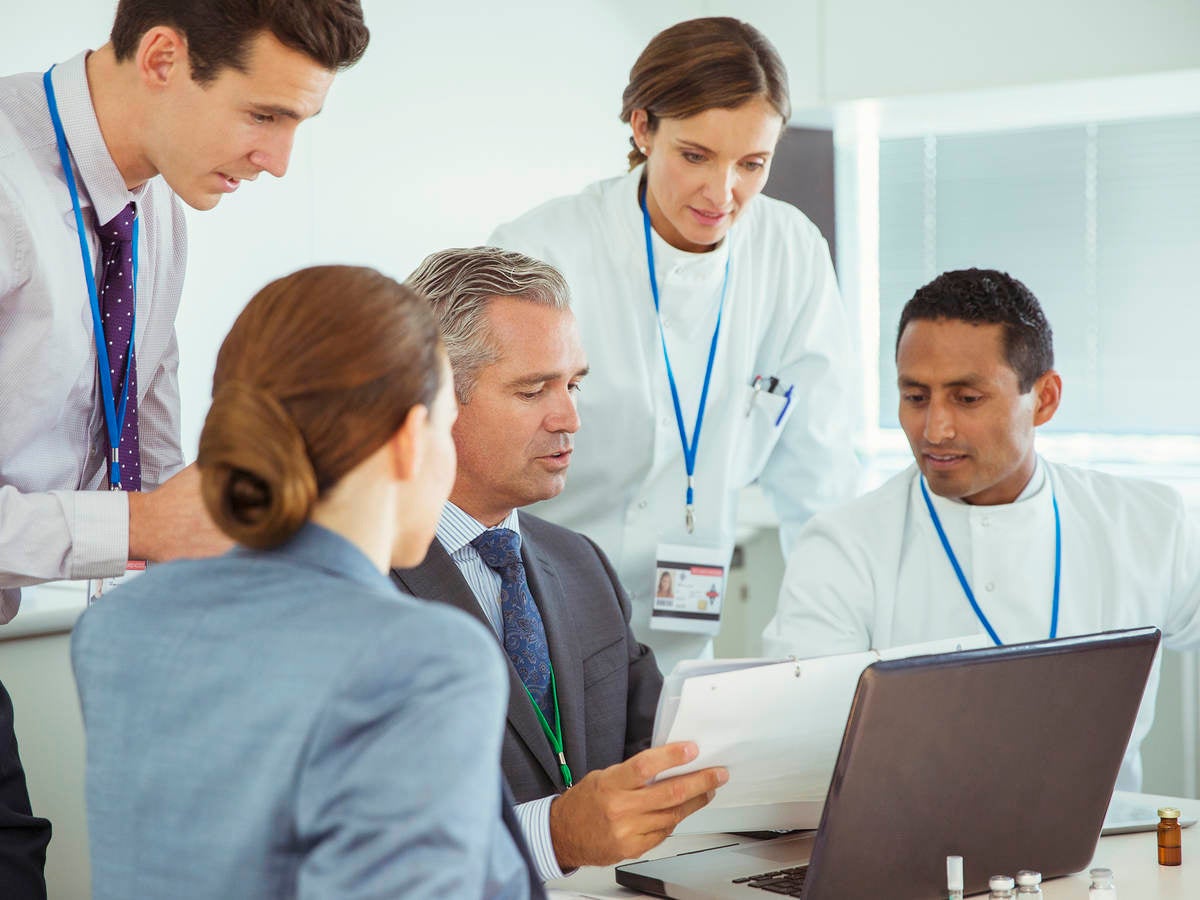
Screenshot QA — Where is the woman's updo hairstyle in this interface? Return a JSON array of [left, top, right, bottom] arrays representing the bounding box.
[[620, 17, 791, 171], [198, 265, 442, 549]]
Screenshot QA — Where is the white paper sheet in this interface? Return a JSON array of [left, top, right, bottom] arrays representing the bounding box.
[[654, 634, 990, 833]]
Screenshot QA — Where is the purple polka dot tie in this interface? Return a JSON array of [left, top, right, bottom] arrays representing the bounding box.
[[97, 202, 140, 491], [471, 528, 554, 724]]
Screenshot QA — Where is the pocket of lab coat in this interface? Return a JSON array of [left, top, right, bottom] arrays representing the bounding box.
[[733, 384, 796, 487]]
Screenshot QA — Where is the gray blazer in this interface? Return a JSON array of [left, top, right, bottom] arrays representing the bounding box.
[[72, 524, 534, 900], [392, 512, 662, 802]]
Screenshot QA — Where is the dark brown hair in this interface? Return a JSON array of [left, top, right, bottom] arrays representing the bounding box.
[[111, 0, 369, 84], [198, 266, 442, 549], [620, 17, 790, 170]]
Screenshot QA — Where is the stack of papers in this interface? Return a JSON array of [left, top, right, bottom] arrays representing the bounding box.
[[654, 635, 990, 834]]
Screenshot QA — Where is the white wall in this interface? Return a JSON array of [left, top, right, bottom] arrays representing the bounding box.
[[7, 1, 1198, 455], [693, 0, 1200, 104], [821, 0, 1200, 101]]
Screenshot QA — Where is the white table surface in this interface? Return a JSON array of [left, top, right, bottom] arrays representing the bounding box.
[[0, 581, 86, 641], [547, 792, 1200, 899]]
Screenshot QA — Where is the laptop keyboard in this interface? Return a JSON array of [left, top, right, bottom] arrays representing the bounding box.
[[733, 865, 809, 895]]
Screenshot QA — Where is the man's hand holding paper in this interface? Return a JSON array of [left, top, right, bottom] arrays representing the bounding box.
[[548, 741, 728, 869]]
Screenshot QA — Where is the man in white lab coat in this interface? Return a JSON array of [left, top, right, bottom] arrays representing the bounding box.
[[763, 267, 1200, 790]]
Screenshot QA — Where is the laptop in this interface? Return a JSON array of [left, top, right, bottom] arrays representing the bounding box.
[[617, 627, 1160, 900]]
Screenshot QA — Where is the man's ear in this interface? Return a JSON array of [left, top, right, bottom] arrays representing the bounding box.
[[389, 404, 429, 483], [135, 26, 188, 89], [1032, 369, 1063, 427]]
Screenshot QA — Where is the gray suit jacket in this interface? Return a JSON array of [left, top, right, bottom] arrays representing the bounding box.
[[392, 512, 662, 802], [72, 523, 535, 900]]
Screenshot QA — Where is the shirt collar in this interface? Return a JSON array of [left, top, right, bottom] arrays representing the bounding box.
[[436, 502, 522, 556], [939, 455, 1047, 506], [51, 50, 146, 228], [1015, 455, 1047, 502], [228, 521, 392, 592]]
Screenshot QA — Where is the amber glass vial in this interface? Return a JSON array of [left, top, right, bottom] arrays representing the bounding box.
[[1158, 806, 1182, 866]]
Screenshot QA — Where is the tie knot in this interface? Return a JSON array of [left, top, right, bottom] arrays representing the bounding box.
[[99, 202, 137, 245], [471, 528, 523, 572]]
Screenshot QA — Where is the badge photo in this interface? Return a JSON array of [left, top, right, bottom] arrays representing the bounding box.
[[650, 543, 728, 635]]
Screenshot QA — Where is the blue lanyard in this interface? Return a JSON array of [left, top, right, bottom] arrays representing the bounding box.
[[43, 66, 139, 490], [919, 475, 1061, 646], [639, 187, 730, 533]]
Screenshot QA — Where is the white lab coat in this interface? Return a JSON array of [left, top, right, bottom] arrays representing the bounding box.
[[764, 458, 1200, 790], [490, 165, 859, 673]]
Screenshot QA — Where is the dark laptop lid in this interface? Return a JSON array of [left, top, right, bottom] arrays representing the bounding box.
[[802, 627, 1160, 900]]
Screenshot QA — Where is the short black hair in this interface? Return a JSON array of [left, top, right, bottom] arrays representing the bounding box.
[[896, 268, 1054, 393], [111, 0, 369, 85]]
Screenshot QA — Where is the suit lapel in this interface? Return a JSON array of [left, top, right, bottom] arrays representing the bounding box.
[[392, 540, 561, 788], [391, 541, 489, 631], [520, 516, 587, 784]]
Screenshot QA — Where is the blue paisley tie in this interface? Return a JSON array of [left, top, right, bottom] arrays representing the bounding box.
[[471, 528, 554, 723]]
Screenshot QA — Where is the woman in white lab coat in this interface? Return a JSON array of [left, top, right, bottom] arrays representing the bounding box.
[[489, 17, 859, 673]]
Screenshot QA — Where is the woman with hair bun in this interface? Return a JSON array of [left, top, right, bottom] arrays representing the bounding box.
[[490, 17, 860, 672], [70, 266, 538, 899]]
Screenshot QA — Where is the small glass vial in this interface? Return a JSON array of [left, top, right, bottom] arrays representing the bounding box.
[[1158, 806, 1182, 866], [946, 855, 964, 900], [1088, 866, 1116, 899], [1015, 869, 1043, 896], [988, 875, 1015, 899]]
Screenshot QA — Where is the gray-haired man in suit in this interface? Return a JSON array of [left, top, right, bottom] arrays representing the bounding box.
[[392, 247, 727, 881]]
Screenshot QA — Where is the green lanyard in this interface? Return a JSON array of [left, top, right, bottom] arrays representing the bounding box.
[[525, 665, 573, 788]]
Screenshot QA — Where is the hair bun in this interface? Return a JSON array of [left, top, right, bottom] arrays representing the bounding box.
[[198, 381, 318, 549]]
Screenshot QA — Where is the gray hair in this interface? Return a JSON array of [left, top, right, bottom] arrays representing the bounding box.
[[405, 247, 572, 403]]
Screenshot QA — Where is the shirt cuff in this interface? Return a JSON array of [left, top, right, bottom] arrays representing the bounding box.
[[514, 795, 566, 881], [63, 489, 128, 579]]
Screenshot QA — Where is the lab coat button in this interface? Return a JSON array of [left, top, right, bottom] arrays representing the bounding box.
[[981, 515, 992, 527], [638, 499, 649, 510], [985, 582, 995, 592]]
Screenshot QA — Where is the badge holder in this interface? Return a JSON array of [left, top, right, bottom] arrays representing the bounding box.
[[650, 543, 728, 635], [87, 560, 147, 605]]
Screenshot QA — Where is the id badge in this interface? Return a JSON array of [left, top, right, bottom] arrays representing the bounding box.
[[87, 560, 147, 605], [650, 543, 727, 635]]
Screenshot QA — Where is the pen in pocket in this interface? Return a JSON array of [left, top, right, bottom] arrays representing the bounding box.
[[745, 374, 763, 417]]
